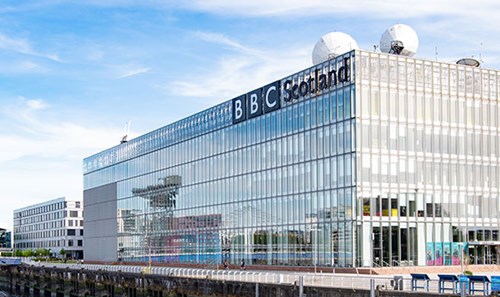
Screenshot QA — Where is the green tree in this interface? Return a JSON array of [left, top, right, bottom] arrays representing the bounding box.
[[22, 249, 34, 257], [59, 248, 67, 259], [35, 248, 49, 257]]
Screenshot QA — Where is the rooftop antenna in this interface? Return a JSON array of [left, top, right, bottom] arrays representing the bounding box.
[[120, 120, 131, 144], [311, 32, 359, 65], [379, 24, 419, 56], [435, 46, 438, 61], [479, 42, 484, 64], [373, 44, 379, 52]]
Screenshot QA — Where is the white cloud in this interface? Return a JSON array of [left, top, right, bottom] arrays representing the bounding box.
[[111, 63, 151, 79], [26, 98, 49, 110], [1, 100, 122, 162], [194, 31, 262, 57], [181, 0, 500, 63], [183, 0, 500, 19], [0, 60, 46, 74], [0, 33, 61, 62], [0, 33, 33, 53], [0, 99, 127, 229], [167, 32, 310, 102], [118, 66, 151, 79]]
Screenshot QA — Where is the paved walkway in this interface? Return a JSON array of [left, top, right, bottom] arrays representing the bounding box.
[[25, 260, 500, 294]]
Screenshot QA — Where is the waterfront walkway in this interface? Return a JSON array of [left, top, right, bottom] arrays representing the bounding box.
[[24, 260, 500, 295]]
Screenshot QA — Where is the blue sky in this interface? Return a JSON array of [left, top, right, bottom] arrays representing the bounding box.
[[1, 0, 499, 230]]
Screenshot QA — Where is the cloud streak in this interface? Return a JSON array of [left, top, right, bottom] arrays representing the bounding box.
[[194, 31, 263, 57], [0, 98, 127, 228], [182, 0, 500, 19], [0, 33, 61, 62], [168, 32, 310, 103], [117, 66, 151, 79], [0, 98, 122, 163]]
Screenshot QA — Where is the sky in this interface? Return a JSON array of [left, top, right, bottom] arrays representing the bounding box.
[[1, 0, 500, 230]]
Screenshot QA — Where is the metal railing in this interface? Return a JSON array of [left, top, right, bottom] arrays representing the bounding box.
[[21, 260, 498, 295]]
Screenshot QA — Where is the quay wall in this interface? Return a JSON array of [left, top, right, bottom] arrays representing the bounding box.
[[0, 265, 451, 297]]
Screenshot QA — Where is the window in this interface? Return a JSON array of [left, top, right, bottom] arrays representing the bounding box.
[[70, 211, 78, 217], [67, 229, 76, 236], [78, 240, 83, 246]]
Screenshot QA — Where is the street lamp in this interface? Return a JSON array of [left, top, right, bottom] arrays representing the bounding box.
[[370, 231, 374, 275], [458, 243, 465, 274], [457, 242, 467, 297]]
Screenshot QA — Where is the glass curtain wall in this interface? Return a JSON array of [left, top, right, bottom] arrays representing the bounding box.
[[84, 53, 357, 267], [355, 51, 500, 267]]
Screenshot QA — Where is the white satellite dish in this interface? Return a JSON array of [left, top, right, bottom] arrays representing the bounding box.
[[379, 24, 419, 56], [312, 32, 359, 65]]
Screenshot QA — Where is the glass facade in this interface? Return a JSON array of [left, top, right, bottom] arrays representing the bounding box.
[[84, 49, 500, 268], [355, 51, 500, 267]]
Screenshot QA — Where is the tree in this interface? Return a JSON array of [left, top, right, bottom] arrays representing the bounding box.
[[35, 248, 50, 257], [22, 249, 34, 257], [59, 248, 67, 259]]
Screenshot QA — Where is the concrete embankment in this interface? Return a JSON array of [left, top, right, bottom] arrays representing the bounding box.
[[0, 264, 451, 297]]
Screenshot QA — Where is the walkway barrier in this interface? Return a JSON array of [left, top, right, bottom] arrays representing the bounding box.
[[491, 276, 500, 295], [467, 275, 490, 296], [390, 276, 403, 290], [23, 261, 500, 295], [410, 273, 430, 292], [438, 274, 459, 293]]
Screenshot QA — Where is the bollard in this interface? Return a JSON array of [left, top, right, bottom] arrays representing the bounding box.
[[299, 276, 304, 297], [370, 279, 375, 297], [459, 275, 469, 297]]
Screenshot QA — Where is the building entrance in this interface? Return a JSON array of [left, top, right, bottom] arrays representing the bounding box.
[[467, 243, 500, 265]]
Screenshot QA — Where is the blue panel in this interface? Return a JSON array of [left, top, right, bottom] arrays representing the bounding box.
[[492, 276, 500, 291]]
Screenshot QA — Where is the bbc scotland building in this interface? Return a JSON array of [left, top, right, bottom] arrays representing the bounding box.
[[84, 33, 500, 268]]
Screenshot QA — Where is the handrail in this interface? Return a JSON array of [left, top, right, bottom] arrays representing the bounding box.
[[18, 260, 500, 294]]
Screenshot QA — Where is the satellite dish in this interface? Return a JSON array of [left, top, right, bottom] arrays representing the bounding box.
[[456, 58, 480, 67], [312, 32, 359, 65], [380, 24, 419, 56]]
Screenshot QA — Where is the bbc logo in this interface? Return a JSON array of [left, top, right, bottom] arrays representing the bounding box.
[[232, 80, 280, 124]]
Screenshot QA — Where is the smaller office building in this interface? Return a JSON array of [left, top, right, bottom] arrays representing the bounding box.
[[13, 197, 84, 259], [0, 228, 11, 249], [0, 228, 12, 256]]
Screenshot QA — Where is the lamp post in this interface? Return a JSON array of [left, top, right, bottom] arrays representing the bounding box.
[[458, 242, 464, 275], [148, 213, 152, 272], [458, 242, 466, 297]]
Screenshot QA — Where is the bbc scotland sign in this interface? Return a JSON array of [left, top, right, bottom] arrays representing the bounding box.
[[232, 56, 351, 124]]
